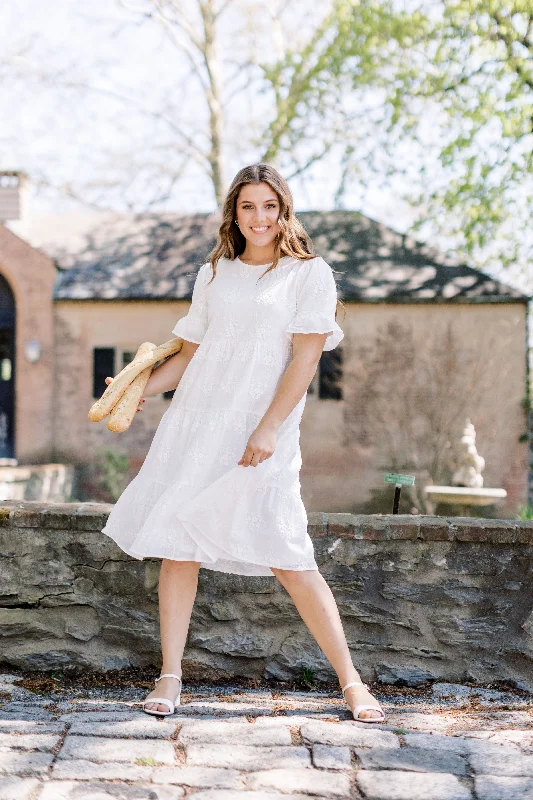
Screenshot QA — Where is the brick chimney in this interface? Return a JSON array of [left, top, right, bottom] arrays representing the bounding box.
[[0, 171, 28, 222]]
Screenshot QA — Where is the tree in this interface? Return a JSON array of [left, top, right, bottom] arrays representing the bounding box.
[[379, 1, 533, 281], [1, 0, 422, 210]]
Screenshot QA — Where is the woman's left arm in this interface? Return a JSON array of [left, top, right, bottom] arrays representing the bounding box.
[[237, 333, 327, 467]]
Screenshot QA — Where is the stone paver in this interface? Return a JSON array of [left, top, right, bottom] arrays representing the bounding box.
[[39, 782, 185, 799], [58, 710, 152, 722], [254, 715, 339, 726], [0, 777, 40, 800], [404, 732, 521, 756], [51, 758, 155, 781], [0, 680, 530, 798], [182, 793, 313, 800], [0, 732, 61, 751], [356, 746, 468, 775], [185, 744, 311, 770], [246, 768, 351, 797], [0, 751, 53, 775], [301, 719, 399, 747], [356, 769, 472, 799], [67, 717, 177, 738], [152, 765, 243, 788], [185, 701, 275, 716], [477, 730, 533, 752], [385, 712, 453, 732], [0, 720, 64, 734], [0, 708, 53, 721], [58, 735, 176, 764], [178, 719, 291, 745], [311, 744, 351, 770], [403, 733, 471, 753], [469, 750, 533, 776], [475, 775, 533, 800]]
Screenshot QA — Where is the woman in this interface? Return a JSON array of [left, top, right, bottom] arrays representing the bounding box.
[[102, 163, 385, 723]]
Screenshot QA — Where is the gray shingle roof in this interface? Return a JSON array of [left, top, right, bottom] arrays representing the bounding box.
[[20, 209, 527, 303]]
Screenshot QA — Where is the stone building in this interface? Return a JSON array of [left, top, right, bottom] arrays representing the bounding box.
[[0, 172, 529, 515]]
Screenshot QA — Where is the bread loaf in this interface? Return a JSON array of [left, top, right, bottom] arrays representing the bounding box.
[[88, 337, 184, 422], [106, 342, 155, 432]]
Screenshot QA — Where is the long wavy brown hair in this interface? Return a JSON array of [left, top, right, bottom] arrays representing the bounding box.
[[206, 163, 345, 322]]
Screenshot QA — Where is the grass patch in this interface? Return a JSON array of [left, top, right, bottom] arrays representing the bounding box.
[[134, 757, 165, 767]]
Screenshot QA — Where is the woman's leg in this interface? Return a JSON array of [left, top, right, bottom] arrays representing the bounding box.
[[271, 568, 382, 719], [144, 559, 201, 712]]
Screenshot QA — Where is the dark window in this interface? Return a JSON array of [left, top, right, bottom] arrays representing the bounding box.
[[122, 351, 136, 369], [93, 348, 115, 399], [318, 348, 343, 400]]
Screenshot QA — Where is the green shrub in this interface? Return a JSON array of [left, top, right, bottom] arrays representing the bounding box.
[[97, 449, 130, 502], [517, 504, 533, 520]]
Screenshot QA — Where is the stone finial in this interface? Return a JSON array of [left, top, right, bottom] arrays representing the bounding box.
[[452, 419, 485, 488]]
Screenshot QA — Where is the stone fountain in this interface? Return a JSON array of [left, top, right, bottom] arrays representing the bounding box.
[[424, 419, 507, 511]]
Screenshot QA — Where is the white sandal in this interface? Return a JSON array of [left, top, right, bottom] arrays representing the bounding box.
[[342, 680, 385, 724], [143, 673, 182, 717]]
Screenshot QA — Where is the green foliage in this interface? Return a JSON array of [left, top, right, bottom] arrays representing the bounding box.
[[299, 665, 317, 688], [260, 0, 533, 277], [295, 1, 532, 278], [96, 449, 130, 503], [382, 1, 533, 276], [517, 503, 533, 520], [259, 0, 423, 175]]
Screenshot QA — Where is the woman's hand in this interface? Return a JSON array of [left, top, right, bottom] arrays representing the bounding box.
[[105, 376, 146, 413], [238, 423, 277, 467]]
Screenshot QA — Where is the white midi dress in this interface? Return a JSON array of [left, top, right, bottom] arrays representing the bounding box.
[[101, 254, 344, 577]]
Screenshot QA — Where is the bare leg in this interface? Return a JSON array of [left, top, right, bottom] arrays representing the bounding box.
[[271, 568, 383, 720], [144, 559, 201, 712]]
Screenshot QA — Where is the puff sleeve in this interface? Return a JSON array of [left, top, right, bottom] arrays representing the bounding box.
[[172, 263, 210, 344], [285, 256, 344, 351]]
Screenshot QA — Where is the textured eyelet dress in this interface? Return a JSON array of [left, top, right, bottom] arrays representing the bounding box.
[[101, 255, 344, 576]]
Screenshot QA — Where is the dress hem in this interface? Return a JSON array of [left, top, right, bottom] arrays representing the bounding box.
[[101, 526, 319, 576]]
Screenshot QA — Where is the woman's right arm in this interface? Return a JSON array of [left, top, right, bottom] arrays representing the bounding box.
[[142, 341, 199, 396], [105, 340, 199, 408]]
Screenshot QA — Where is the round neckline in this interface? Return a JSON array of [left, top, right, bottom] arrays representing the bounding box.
[[236, 255, 289, 267]]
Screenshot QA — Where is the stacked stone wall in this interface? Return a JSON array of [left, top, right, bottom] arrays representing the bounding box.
[[1, 501, 532, 687]]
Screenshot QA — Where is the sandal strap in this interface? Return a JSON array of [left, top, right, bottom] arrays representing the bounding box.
[[155, 673, 182, 684], [143, 697, 174, 713], [341, 680, 367, 694], [352, 703, 385, 720]]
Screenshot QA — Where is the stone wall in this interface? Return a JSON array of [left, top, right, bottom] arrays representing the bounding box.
[[0, 464, 75, 502], [1, 500, 532, 688]]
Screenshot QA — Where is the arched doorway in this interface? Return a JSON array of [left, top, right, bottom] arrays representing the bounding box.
[[0, 273, 15, 459]]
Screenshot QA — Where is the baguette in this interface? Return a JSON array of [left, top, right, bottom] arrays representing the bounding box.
[[106, 342, 155, 432], [88, 337, 184, 422]]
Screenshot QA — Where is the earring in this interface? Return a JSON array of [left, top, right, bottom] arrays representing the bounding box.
[[235, 219, 239, 227]]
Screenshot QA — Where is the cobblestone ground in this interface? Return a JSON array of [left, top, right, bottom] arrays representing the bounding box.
[[0, 673, 532, 799]]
